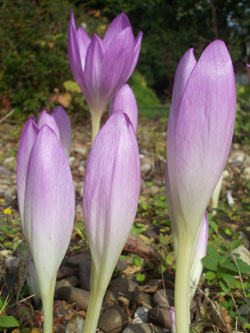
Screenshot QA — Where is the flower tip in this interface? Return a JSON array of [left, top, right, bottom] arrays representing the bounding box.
[[69, 9, 76, 30], [116, 12, 131, 26]]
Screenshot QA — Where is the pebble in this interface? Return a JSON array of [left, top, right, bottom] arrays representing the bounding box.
[[67, 251, 91, 266], [66, 316, 85, 333], [57, 266, 75, 280], [73, 147, 88, 156], [150, 185, 160, 195], [79, 259, 91, 291], [232, 245, 250, 266], [4, 186, 16, 203], [5, 256, 20, 270], [148, 306, 171, 329], [69, 156, 75, 166], [153, 289, 174, 308], [136, 292, 153, 309], [228, 151, 245, 166], [56, 286, 90, 310], [123, 323, 169, 333], [55, 276, 79, 290], [98, 304, 128, 333], [133, 306, 149, 324], [76, 181, 84, 198], [106, 277, 138, 302], [243, 166, 250, 179], [0, 165, 11, 177]]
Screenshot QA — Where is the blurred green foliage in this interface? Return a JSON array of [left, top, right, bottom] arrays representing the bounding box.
[[0, 0, 72, 115], [235, 84, 250, 144], [0, 0, 249, 118], [129, 71, 160, 108]]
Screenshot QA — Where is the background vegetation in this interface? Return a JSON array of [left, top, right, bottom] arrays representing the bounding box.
[[0, 0, 249, 118]]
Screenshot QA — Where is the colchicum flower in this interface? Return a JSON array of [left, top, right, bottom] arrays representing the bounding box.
[[110, 83, 138, 131], [68, 11, 142, 141], [17, 118, 75, 333], [37, 106, 72, 157], [82, 111, 140, 333], [165, 40, 236, 333]]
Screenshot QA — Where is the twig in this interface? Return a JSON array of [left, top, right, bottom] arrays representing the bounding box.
[[0, 109, 15, 124]]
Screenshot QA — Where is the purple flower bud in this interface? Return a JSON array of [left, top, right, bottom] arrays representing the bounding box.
[[82, 111, 140, 332], [110, 84, 138, 131], [17, 119, 75, 332], [166, 40, 236, 239]]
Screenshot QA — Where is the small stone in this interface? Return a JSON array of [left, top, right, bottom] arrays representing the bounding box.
[[4, 187, 16, 203], [66, 315, 85, 333], [57, 266, 75, 280], [228, 151, 245, 167], [56, 276, 79, 290], [0, 165, 11, 177], [106, 277, 138, 304], [56, 286, 90, 310], [136, 292, 153, 309], [122, 323, 169, 333], [4, 157, 15, 168], [116, 257, 127, 272], [148, 306, 171, 329], [6, 256, 20, 270], [233, 245, 250, 266], [133, 306, 149, 324], [79, 259, 91, 291], [98, 304, 128, 333], [153, 289, 174, 308], [69, 156, 75, 164], [226, 191, 235, 206], [150, 185, 160, 195], [73, 147, 88, 156], [76, 181, 84, 198], [67, 251, 91, 266], [243, 166, 250, 180]]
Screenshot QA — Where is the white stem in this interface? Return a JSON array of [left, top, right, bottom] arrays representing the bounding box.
[[91, 113, 102, 143], [40, 276, 56, 333], [175, 230, 195, 333], [82, 261, 108, 333]]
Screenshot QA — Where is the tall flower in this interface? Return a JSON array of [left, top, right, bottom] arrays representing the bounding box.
[[17, 118, 75, 333], [82, 111, 140, 333], [110, 84, 138, 131], [165, 40, 236, 333], [68, 11, 142, 141]]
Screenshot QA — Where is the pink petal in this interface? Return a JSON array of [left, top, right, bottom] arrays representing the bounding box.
[[100, 27, 134, 108], [52, 106, 72, 156], [110, 84, 138, 131], [17, 117, 39, 230], [127, 31, 143, 79], [76, 26, 91, 71], [68, 10, 86, 93], [83, 34, 105, 112], [37, 110, 60, 139], [103, 12, 131, 49]]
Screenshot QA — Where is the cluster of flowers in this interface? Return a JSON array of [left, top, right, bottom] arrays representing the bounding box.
[[16, 11, 236, 333]]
